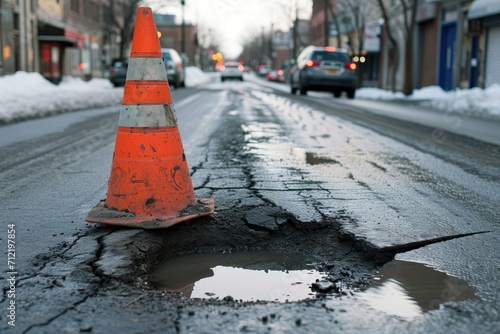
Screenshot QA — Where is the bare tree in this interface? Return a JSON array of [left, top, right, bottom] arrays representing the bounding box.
[[401, 0, 419, 96], [196, 23, 222, 70], [239, 28, 273, 69], [376, 0, 419, 94], [334, 0, 380, 87], [107, 0, 143, 60], [376, 0, 399, 92], [275, 0, 311, 59], [325, 0, 341, 47]]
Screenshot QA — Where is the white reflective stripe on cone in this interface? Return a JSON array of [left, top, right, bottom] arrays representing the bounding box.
[[126, 58, 168, 81], [119, 104, 178, 127]]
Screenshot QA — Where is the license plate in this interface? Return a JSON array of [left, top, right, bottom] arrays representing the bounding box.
[[325, 68, 339, 74]]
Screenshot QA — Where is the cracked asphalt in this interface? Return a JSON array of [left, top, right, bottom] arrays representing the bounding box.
[[1, 76, 499, 333]]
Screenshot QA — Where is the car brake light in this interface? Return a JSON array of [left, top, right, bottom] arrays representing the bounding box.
[[278, 70, 283, 76], [345, 62, 357, 71], [306, 60, 321, 67], [177, 63, 182, 69], [325, 46, 336, 52], [238, 65, 244, 71]]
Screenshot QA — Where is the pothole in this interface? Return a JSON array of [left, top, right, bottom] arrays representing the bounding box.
[[148, 250, 325, 302], [358, 259, 476, 318]]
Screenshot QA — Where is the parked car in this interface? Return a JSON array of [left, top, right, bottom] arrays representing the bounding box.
[[220, 61, 244, 81], [161, 48, 185, 88], [108, 60, 128, 87], [267, 69, 284, 82], [289, 46, 357, 98]]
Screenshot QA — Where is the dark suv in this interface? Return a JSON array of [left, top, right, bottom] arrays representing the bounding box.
[[289, 46, 357, 98], [108, 59, 128, 87]]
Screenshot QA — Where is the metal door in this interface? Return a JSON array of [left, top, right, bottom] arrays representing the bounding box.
[[439, 23, 456, 91]]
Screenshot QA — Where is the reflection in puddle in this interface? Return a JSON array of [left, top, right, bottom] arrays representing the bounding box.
[[360, 260, 476, 318], [148, 251, 324, 302]]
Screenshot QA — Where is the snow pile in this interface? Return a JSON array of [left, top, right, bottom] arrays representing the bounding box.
[[422, 84, 500, 118], [185, 66, 210, 86], [0, 71, 122, 123], [357, 84, 500, 119]]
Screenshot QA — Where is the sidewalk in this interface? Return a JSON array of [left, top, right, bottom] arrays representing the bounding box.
[[336, 98, 500, 146]]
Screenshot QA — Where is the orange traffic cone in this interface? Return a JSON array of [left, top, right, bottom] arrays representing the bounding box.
[[86, 7, 214, 229]]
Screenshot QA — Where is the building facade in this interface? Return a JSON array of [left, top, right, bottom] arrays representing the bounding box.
[[0, 0, 134, 83], [155, 13, 197, 67], [468, 0, 500, 88]]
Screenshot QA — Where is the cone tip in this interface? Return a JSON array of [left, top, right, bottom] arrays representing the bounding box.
[[130, 6, 161, 58], [138, 7, 152, 15]]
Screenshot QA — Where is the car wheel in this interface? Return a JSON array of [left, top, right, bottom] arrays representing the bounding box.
[[299, 83, 307, 95], [347, 89, 356, 99], [333, 90, 341, 98], [221, 78, 225, 82], [290, 85, 297, 94]]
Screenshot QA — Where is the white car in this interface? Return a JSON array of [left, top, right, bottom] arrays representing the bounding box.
[[220, 62, 244, 82], [161, 48, 185, 88]]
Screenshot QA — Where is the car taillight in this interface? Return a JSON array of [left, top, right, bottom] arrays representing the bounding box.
[[177, 63, 182, 69], [345, 62, 357, 71], [306, 60, 321, 67], [238, 65, 244, 71], [167, 63, 173, 69]]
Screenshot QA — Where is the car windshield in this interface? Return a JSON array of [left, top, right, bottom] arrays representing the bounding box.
[[311, 51, 350, 62]]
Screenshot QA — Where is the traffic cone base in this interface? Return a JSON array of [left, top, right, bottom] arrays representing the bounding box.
[[85, 198, 214, 229], [85, 7, 214, 228]]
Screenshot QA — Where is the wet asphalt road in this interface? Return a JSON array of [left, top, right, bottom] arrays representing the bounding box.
[[0, 73, 499, 333]]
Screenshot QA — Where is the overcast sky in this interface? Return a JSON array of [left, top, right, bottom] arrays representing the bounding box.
[[148, 0, 312, 59]]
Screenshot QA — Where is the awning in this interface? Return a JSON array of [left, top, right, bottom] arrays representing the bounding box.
[[468, 0, 500, 19], [38, 35, 78, 46]]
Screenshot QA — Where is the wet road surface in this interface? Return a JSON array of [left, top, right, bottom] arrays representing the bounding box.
[[0, 74, 499, 333]]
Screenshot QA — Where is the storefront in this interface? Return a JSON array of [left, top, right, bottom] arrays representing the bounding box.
[[38, 24, 84, 83]]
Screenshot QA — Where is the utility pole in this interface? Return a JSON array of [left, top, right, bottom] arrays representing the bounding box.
[[324, 0, 329, 46], [181, 0, 185, 54], [269, 22, 274, 68], [19, 0, 27, 70]]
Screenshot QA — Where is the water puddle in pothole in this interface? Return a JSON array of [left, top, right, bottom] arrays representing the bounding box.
[[148, 251, 325, 302], [359, 260, 476, 318]]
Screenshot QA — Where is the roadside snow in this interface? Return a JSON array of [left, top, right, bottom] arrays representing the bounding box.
[[1, 68, 499, 124]]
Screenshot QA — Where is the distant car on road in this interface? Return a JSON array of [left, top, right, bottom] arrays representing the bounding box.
[[161, 48, 185, 89], [267, 69, 284, 82], [108, 60, 128, 87], [220, 61, 244, 81], [257, 64, 270, 77], [289, 46, 357, 98]]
